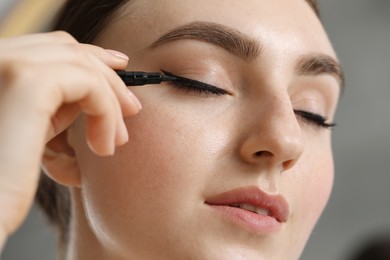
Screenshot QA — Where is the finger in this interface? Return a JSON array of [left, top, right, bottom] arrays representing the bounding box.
[[0, 44, 133, 154], [53, 65, 119, 156], [85, 53, 141, 117], [87, 56, 146, 147], [47, 103, 81, 140], [79, 44, 129, 70], [7, 62, 120, 156], [21, 42, 129, 71], [0, 34, 134, 119], [80, 51, 142, 146], [85, 114, 115, 156], [0, 43, 128, 74], [65, 63, 130, 150], [0, 31, 77, 48]]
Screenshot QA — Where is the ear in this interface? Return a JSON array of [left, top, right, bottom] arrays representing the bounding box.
[[42, 130, 81, 187]]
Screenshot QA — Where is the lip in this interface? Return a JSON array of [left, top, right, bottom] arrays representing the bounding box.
[[205, 186, 289, 234]]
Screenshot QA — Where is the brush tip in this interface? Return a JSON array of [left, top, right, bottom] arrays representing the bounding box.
[[162, 75, 178, 82]]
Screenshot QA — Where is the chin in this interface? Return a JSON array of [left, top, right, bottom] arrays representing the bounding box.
[[178, 238, 303, 260]]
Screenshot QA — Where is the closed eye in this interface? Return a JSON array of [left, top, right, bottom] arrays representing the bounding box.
[[162, 70, 230, 96], [294, 110, 336, 129], [161, 71, 334, 129]]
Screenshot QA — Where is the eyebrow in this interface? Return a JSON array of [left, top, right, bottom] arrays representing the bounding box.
[[148, 21, 345, 89], [297, 54, 345, 89], [148, 21, 262, 60]]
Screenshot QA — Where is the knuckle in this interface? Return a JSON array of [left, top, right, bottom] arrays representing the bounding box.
[[63, 42, 81, 55], [0, 61, 52, 97], [50, 30, 77, 43], [0, 62, 52, 109], [77, 65, 107, 91], [0, 60, 29, 85], [60, 44, 89, 67]]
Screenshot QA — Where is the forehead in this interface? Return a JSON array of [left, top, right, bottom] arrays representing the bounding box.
[[110, 0, 334, 57]]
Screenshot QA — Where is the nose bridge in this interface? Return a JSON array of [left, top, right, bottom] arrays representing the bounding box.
[[240, 89, 304, 171]]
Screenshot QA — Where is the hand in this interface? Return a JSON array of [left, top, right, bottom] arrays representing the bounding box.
[[0, 31, 141, 250]]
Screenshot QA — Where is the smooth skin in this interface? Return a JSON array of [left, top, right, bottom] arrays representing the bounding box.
[[1, 0, 341, 259], [0, 31, 141, 251], [61, 0, 339, 259]]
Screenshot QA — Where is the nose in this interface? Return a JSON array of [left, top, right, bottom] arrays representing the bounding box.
[[239, 92, 304, 172]]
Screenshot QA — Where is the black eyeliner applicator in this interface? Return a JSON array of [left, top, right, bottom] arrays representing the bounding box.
[[116, 70, 177, 86]]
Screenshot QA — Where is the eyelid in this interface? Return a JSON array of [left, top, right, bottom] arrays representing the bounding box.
[[162, 70, 232, 95]]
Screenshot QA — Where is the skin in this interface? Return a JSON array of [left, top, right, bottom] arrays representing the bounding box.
[[61, 0, 340, 259], [0, 33, 141, 251], [0, 0, 341, 259]]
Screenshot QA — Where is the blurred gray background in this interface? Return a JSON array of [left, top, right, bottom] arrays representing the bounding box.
[[1, 0, 390, 259]]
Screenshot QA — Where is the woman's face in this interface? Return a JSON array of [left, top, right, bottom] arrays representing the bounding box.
[[69, 0, 341, 259]]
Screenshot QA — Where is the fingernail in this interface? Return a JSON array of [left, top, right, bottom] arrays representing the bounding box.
[[106, 141, 115, 156], [127, 90, 142, 110], [119, 120, 129, 145], [107, 146, 115, 156], [106, 49, 129, 61], [87, 139, 114, 156]]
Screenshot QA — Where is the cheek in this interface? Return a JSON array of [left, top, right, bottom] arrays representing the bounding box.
[[73, 98, 231, 253], [286, 144, 334, 248], [304, 148, 334, 219]]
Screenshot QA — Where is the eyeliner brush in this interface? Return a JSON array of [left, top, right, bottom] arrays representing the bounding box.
[[116, 70, 177, 86]]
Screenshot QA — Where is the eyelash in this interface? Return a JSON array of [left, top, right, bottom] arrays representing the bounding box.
[[294, 110, 336, 129], [162, 70, 229, 96], [162, 71, 335, 129]]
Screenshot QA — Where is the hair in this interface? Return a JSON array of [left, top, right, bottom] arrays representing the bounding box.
[[349, 235, 390, 260], [36, 0, 320, 247]]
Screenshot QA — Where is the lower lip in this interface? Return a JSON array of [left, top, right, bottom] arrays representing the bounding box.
[[207, 205, 283, 234]]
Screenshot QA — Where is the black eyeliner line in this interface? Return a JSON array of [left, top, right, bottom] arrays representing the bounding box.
[[117, 71, 333, 126], [161, 70, 230, 95], [116, 70, 229, 95]]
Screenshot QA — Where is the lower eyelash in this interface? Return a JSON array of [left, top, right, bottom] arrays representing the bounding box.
[[294, 110, 336, 129]]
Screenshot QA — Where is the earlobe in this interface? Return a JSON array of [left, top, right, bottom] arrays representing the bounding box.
[[41, 130, 81, 187]]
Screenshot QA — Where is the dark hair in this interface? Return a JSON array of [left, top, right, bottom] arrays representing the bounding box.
[[306, 0, 320, 17], [36, 0, 320, 248], [349, 235, 390, 260]]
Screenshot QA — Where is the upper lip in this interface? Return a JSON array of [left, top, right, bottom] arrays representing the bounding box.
[[205, 186, 289, 222]]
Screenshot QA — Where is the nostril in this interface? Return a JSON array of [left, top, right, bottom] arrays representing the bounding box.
[[254, 151, 273, 157], [254, 151, 263, 157], [282, 159, 296, 171]]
